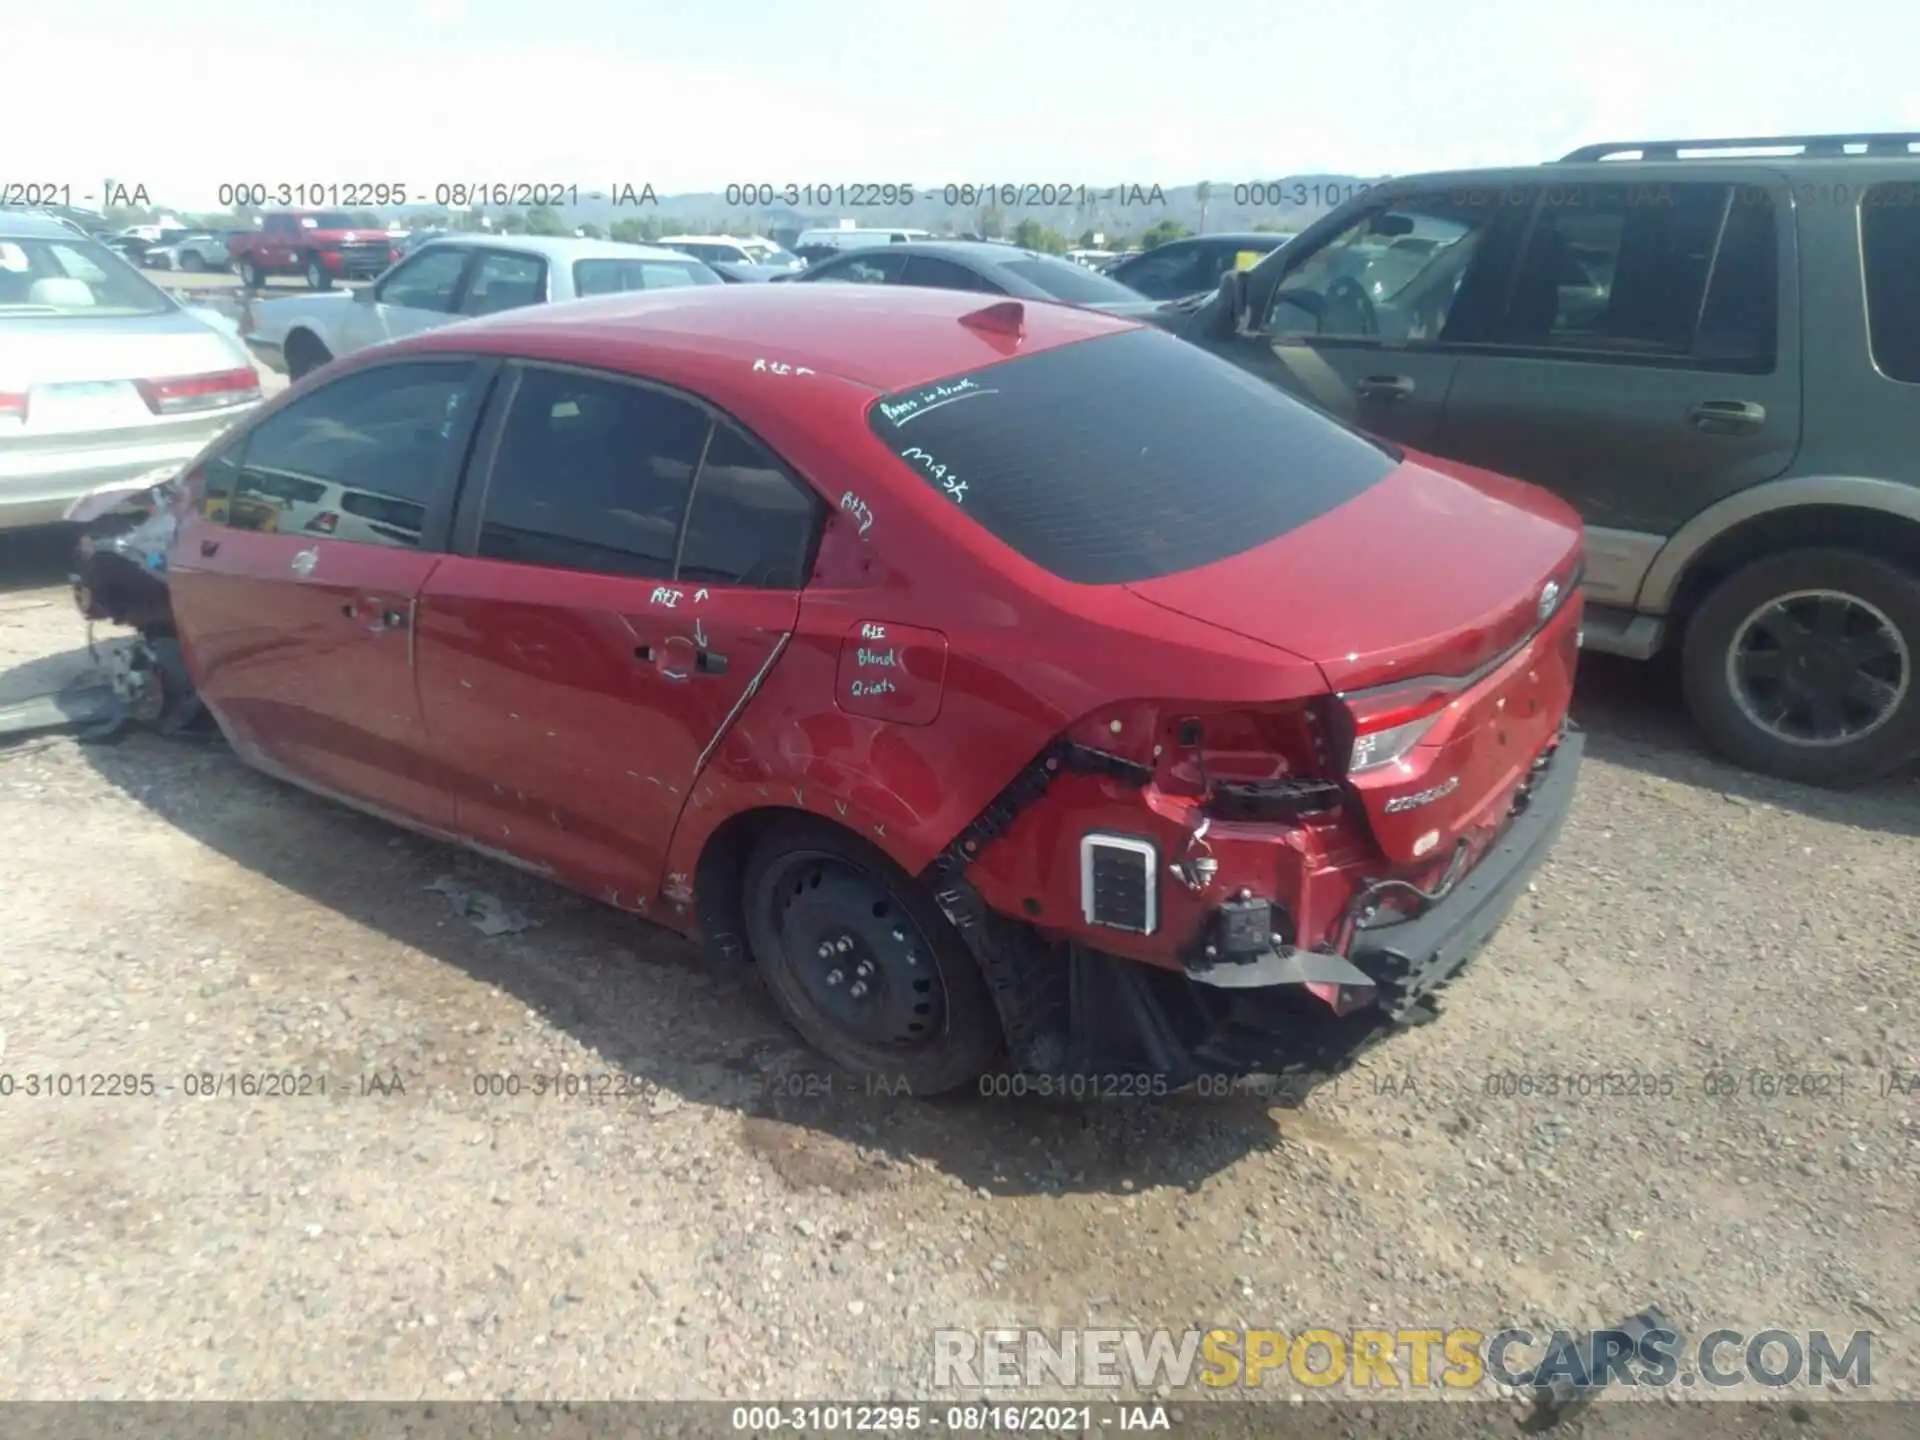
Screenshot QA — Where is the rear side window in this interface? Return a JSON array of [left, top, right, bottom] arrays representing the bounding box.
[[478, 367, 712, 578], [460, 251, 546, 316], [1495, 182, 1777, 369], [1862, 186, 1920, 384], [214, 361, 479, 546], [866, 328, 1397, 585], [677, 424, 821, 587]]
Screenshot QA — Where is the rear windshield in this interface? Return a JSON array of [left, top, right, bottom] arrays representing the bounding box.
[[999, 255, 1143, 306], [572, 258, 722, 295], [866, 327, 1397, 584], [0, 235, 173, 317]]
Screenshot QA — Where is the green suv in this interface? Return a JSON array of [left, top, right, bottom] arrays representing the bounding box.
[[1178, 133, 1920, 786]]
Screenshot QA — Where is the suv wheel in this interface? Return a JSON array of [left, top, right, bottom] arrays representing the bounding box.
[[238, 259, 263, 290], [305, 256, 332, 291], [179, 250, 205, 273], [1682, 547, 1920, 786], [740, 816, 1003, 1095]]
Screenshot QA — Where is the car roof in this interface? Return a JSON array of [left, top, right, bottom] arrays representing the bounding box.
[[415, 235, 693, 263], [393, 281, 1139, 392], [658, 234, 773, 246], [831, 240, 1049, 266], [0, 211, 88, 239]]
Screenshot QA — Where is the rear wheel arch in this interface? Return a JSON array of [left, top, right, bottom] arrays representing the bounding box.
[[1662, 502, 1920, 638], [1640, 479, 1920, 623]]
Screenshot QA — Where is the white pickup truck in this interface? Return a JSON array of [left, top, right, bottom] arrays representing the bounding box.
[[237, 234, 721, 379]]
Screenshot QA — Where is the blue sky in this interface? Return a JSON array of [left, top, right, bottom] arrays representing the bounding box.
[[14, 0, 1919, 211]]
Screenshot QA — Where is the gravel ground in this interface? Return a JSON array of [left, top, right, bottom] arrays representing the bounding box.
[[0, 513, 1915, 1427]]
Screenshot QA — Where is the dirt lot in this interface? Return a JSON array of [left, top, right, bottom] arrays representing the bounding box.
[[0, 512, 1916, 1419]]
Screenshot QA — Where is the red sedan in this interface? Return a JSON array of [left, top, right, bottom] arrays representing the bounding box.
[[156, 283, 1586, 1095]]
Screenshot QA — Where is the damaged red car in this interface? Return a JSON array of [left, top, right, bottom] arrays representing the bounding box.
[[97, 284, 1587, 1095]]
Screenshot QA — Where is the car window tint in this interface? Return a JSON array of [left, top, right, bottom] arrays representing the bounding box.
[[1113, 244, 1210, 300], [378, 248, 468, 311], [478, 368, 711, 578], [1268, 195, 1497, 344], [1493, 182, 1740, 360], [460, 251, 546, 316], [813, 251, 909, 284], [997, 256, 1140, 305], [866, 327, 1396, 585], [223, 361, 479, 547], [677, 424, 820, 588], [570, 258, 721, 295], [1862, 184, 1920, 384], [900, 255, 997, 292], [1694, 189, 1778, 368]]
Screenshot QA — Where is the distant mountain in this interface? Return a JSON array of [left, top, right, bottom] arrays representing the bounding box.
[[379, 174, 1387, 242]]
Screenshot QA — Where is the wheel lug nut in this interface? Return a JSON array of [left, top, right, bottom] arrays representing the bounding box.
[[826, 968, 844, 987], [835, 937, 854, 955], [816, 942, 834, 960], [891, 928, 906, 943], [849, 981, 868, 999], [855, 960, 873, 978]]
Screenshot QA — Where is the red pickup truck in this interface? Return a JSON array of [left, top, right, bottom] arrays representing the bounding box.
[[228, 210, 399, 290]]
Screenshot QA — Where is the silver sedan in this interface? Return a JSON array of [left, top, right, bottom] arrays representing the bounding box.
[[0, 214, 263, 531]]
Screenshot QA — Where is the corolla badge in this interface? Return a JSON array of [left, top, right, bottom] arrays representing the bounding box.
[[1538, 580, 1561, 623], [1383, 774, 1460, 814], [291, 546, 318, 577]]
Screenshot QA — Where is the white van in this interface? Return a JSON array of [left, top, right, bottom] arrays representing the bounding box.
[[793, 227, 930, 253]]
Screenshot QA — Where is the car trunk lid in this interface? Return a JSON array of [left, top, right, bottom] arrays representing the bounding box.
[[1124, 451, 1584, 865]]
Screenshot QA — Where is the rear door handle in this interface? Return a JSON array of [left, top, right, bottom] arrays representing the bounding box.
[[695, 649, 729, 675], [1688, 399, 1766, 435], [1356, 374, 1414, 400], [200, 539, 220, 557]]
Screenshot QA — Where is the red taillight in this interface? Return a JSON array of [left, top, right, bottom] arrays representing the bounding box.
[[0, 391, 27, 423], [134, 368, 261, 415], [1337, 677, 1465, 775], [305, 511, 340, 534]]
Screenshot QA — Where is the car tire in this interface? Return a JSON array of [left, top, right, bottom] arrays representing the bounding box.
[[284, 331, 332, 381], [180, 251, 205, 273], [239, 259, 263, 290], [1681, 547, 1920, 787], [740, 816, 1004, 1095], [304, 255, 332, 291]]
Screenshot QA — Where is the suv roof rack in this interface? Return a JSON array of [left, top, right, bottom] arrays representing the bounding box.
[[1558, 133, 1920, 162]]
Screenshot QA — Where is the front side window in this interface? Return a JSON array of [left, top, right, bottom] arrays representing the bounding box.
[[460, 251, 547, 316], [998, 255, 1140, 305], [1862, 184, 1920, 383], [810, 251, 910, 285], [216, 361, 479, 547], [571, 258, 721, 295], [1266, 194, 1496, 344], [1112, 244, 1211, 300], [900, 255, 998, 293], [866, 327, 1396, 585], [378, 248, 470, 311], [1493, 182, 1776, 368], [478, 367, 712, 578]]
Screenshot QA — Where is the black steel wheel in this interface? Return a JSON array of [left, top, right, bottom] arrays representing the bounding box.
[[1683, 547, 1920, 786], [741, 817, 1002, 1095], [284, 330, 331, 381]]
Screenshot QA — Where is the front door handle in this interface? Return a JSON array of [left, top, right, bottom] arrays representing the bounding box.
[[200, 539, 220, 557], [1688, 399, 1766, 435], [1357, 374, 1415, 401]]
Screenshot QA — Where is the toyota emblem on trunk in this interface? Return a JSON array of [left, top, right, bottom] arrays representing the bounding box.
[[1538, 580, 1560, 622]]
